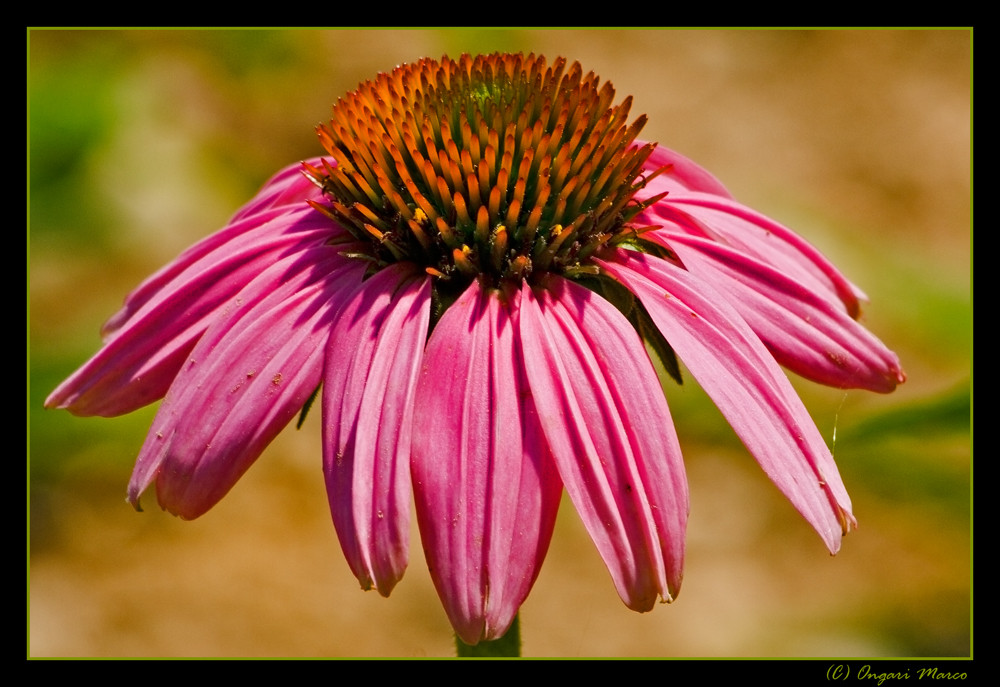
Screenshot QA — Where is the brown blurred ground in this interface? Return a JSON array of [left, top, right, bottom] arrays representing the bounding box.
[[28, 29, 971, 658]]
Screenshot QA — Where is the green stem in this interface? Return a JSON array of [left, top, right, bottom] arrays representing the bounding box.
[[455, 613, 521, 657]]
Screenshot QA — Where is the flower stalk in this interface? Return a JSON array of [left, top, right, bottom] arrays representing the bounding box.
[[456, 614, 521, 657]]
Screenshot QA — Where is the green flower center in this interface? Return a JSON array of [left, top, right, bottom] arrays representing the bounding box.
[[306, 52, 666, 290]]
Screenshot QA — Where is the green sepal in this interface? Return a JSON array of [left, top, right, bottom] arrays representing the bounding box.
[[572, 271, 635, 316], [296, 385, 321, 429], [571, 271, 683, 387], [617, 236, 680, 263], [631, 297, 684, 387], [428, 278, 466, 338]]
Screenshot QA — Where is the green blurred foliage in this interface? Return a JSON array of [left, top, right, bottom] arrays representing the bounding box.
[[29, 40, 119, 248]]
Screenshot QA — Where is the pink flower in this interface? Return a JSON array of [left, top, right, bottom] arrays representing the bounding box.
[[45, 53, 904, 646]]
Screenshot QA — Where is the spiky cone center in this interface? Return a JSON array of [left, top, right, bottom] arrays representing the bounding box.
[[306, 52, 668, 293]]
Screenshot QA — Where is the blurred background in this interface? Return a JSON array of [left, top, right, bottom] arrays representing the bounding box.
[[28, 29, 971, 658]]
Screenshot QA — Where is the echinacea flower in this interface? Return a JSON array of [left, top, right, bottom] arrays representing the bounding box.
[[45, 53, 904, 646]]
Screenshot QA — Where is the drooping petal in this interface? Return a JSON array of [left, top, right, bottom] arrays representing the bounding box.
[[127, 247, 366, 519], [322, 263, 432, 597], [518, 276, 688, 611], [661, 232, 905, 392], [411, 279, 562, 645], [600, 250, 856, 553], [639, 191, 867, 318], [45, 207, 348, 417]]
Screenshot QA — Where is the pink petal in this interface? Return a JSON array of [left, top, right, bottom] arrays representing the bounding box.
[[322, 263, 432, 597], [410, 279, 562, 644], [226, 157, 328, 223], [639, 191, 867, 318], [45, 207, 347, 417], [638, 142, 734, 198], [127, 248, 366, 519], [662, 232, 905, 392], [600, 250, 856, 553], [103, 160, 331, 339], [518, 277, 688, 611]]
